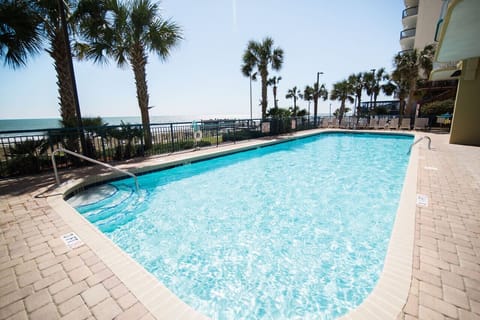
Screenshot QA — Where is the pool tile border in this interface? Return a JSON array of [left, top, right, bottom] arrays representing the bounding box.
[[47, 129, 418, 319]]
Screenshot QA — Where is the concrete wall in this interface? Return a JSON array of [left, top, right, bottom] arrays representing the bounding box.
[[449, 58, 480, 146], [414, 0, 443, 50]]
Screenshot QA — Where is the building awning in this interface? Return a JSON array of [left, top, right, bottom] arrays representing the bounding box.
[[434, 0, 480, 62]]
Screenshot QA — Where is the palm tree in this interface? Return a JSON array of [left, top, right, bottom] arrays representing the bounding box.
[[1, 0, 81, 129], [333, 107, 351, 118], [285, 86, 301, 117], [392, 49, 419, 119], [371, 68, 389, 110], [381, 75, 397, 100], [418, 44, 436, 79], [391, 44, 435, 120], [300, 85, 314, 120], [267, 76, 281, 110], [347, 72, 365, 118], [76, 0, 183, 150], [312, 82, 328, 126], [330, 80, 354, 125], [363, 70, 375, 114], [241, 37, 284, 119], [0, 0, 42, 68]]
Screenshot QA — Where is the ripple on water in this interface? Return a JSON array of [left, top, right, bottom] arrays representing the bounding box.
[[69, 132, 412, 319]]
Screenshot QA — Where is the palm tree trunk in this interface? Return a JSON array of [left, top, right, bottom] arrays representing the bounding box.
[[49, 29, 82, 155], [130, 45, 152, 150], [405, 80, 416, 117], [339, 100, 345, 124], [293, 96, 297, 117], [313, 94, 318, 126], [273, 86, 278, 109], [50, 30, 76, 127], [356, 94, 362, 125], [261, 71, 268, 119], [398, 97, 406, 128]]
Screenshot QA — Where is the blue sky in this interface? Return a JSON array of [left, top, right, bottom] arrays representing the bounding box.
[[0, 0, 404, 119]]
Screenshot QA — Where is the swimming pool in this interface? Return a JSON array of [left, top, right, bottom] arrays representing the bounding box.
[[68, 132, 413, 319]]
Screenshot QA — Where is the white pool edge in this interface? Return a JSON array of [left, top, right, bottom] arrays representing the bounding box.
[[47, 129, 418, 319]]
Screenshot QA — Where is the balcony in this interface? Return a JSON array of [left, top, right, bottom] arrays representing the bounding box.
[[402, 6, 418, 28], [400, 27, 416, 51], [404, 0, 418, 8]]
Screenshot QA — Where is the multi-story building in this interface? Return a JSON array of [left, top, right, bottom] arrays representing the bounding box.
[[400, 0, 444, 53], [402, 0, 480, 146], [400, 0, 459, 127], [433, 0, 480, 146]]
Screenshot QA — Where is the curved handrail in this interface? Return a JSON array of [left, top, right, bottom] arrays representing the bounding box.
[[407, 136, 432, 154], [51, 147, 139, 191]]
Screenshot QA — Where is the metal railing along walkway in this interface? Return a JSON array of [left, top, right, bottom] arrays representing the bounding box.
[[51, 147, 139, 190]]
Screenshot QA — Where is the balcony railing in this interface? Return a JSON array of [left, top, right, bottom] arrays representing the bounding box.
[[400, 27, 416, 39], [402, 6, 418, 18], [433, 61, 459, 69], [398, 49, 414, 55]]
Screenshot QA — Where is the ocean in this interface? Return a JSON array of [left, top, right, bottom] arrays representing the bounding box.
[[0, 115, 250, 132]]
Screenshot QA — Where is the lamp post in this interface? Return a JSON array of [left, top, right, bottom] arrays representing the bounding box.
[[315, 71, 324, 126]]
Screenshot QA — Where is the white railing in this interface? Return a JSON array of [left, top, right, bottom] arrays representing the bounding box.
[[51, 147, 139, 191]]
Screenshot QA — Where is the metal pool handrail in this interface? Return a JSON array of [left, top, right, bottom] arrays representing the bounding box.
[[51, 147, 139, 191], [407, 136, 432, 154]]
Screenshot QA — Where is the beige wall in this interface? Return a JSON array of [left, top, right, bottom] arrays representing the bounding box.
[[414, 0, 443, 50], [449, 58, 480, 146]]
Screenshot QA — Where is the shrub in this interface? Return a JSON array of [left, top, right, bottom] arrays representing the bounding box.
[[222, 129, 262, 142], [420, 99, 454, 116]]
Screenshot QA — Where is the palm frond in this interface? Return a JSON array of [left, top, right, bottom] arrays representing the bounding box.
[[0, 0, 43, 68]]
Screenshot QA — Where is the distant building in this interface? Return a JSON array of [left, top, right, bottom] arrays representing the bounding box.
[[360, 100, 400, 116]]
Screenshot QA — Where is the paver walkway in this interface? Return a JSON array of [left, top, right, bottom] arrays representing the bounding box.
[[399, 134, 480, 320], [0, 177, 156, 319], [0, 132, 479, 319]]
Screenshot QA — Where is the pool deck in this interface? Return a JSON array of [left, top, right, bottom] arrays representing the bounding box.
[[0, 129, 479, 319]]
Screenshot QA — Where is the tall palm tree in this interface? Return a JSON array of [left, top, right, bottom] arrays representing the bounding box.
[[0, 0, 42, 69], [418, 44, 436, 79], [330, 80, 354, 125], [392, 49, 419, 118], [391, 44, 436, 120], [76, 0, 183, 150], [312, 82, 328, 126], [371, 68, 389, 110], [1, 0, 81, 129], [300, 85, 314, 118], [285, 86, 301, 117], [347, 72, 365, 118], [241, 37, 284, 119], [363, 70, 375, 113], [267, 76, 281, 110]]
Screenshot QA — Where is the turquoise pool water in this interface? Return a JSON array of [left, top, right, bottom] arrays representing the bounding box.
[[69, 132, 413, 319]]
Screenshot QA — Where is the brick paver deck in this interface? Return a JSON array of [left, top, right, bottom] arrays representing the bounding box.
[[398, 134, 480, 320], [0, 181, 155, 319], [1, 131, 479, 319]]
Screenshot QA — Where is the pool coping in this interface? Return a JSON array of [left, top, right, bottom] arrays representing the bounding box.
[[47, 129, 418, 319]]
